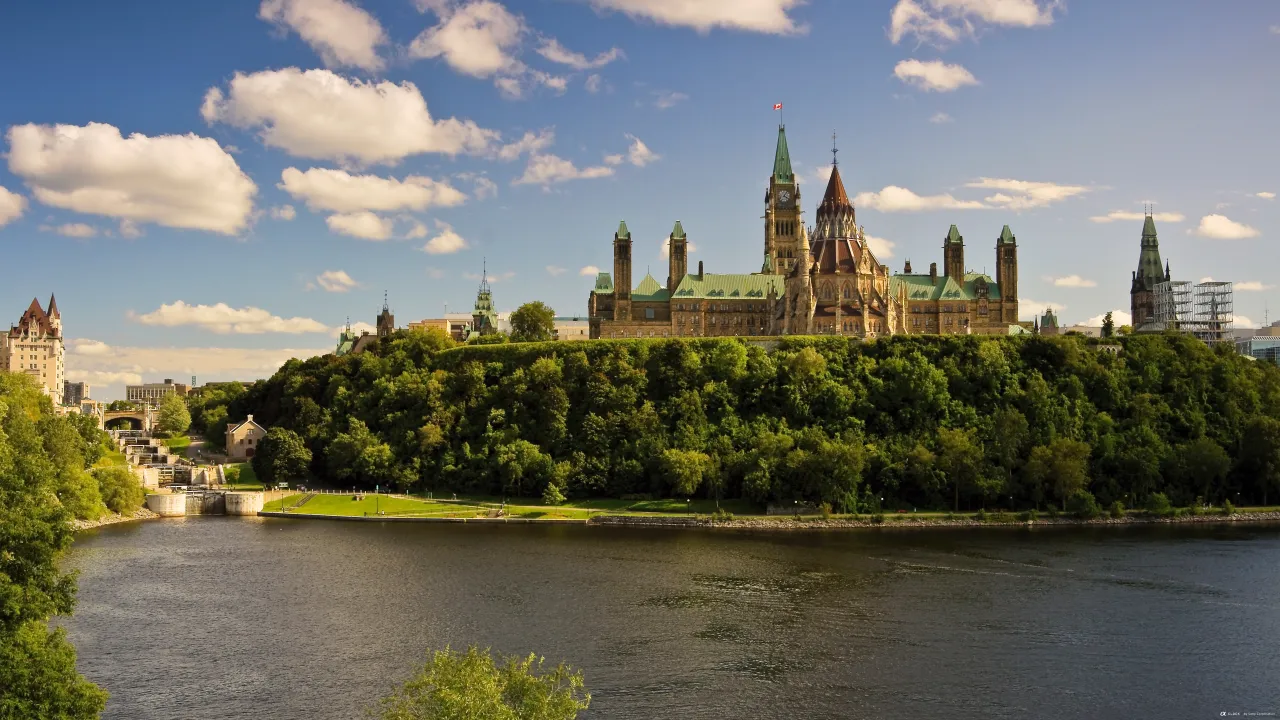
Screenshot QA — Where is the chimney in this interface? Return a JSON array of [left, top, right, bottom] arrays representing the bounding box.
[[929, 262, 937, 283], [247, 414, 254, 423], [698, 261, 704, 279], [164, 378, 173, 385], [904, 260, 913, 274]]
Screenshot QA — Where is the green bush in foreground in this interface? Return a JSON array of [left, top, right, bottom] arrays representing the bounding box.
[[1223, 499, 1236, 516], [1109, 500, 1125, 519], [1067, 490, 1101, 520], [373, 646, 589, 720], [1145, 492, 1173, 517]]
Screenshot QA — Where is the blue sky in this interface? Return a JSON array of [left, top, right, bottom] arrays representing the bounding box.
[[1, 0, 1277, 400]]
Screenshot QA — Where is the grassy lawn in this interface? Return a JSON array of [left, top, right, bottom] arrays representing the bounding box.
[[160, 435, 191, 453], [93, 449, 127, 468], [412, 494, 764, 517], [264, 493, 487, 517]]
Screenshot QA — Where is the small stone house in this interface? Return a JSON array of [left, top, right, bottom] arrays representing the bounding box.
[[225, 415, 267, 460]]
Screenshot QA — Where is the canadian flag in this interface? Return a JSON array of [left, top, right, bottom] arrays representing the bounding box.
[[773, 103, 783, 110]]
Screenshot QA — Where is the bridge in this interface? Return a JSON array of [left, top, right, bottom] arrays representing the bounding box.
[[104, 407, 154, 432]]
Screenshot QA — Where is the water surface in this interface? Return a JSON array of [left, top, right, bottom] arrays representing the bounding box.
[[64, 518, 1280, 719]]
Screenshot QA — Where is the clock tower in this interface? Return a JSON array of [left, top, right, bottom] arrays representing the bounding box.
[[764, 125, 802, 275]]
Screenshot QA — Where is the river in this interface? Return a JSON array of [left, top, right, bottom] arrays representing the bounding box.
[[63, 518, 1280, 719]]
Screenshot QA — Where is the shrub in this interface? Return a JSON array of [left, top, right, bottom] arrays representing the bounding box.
[[1223, 499, 1236, 516], [819, 502, 832, 520], [1046, 506, 1060, 519], [992, 510, 1013, 523], [1145, 492, 1173, 517], [945, 512, 956, 521], [1066, 490, 1101, 520], [95, 466, 145, 515], [1109, 500, 1125, 519], [870, 513, 885, 525], [974, 508, 988, 522], [711, 508, 734, 524], [541, 481, 566, 506], [1189, 496, 1205, 516]]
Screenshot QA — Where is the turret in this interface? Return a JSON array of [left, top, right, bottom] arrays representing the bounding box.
[[764, 125, 800, 274], [376, 292, 395, 338], [995, 225, 1017, 302], [943, 225, 964, 282], [613, 221, 633, 321], [667, 221, 687, 293]]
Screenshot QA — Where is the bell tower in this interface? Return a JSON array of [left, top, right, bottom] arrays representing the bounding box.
[[764, 125, 802, 275], [996, 225, 1018, 323], [613, 221, 633, 321], [667, 221, 687, 293], [943, 225, 965, 282]]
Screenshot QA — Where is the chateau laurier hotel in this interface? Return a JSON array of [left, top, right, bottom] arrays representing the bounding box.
[[588, 127, 1020, 339]]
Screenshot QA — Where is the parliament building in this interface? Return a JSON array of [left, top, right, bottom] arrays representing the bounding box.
[[588, 126, 1021, 339]]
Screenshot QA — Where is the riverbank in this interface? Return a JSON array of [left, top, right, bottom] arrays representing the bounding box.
[[256, 507, 1280, 531], [72, 507, 160, 531]]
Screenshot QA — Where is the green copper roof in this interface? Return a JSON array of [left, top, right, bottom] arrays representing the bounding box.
[[1142, 215, 1158, 238], [1136, 215, 1164, 288], [626, 273, 670, 302], [772, 126, 794, 184], [617, 220, 630, 239], [890, 272, 1002, 302], [671, 220, 685, 239], [998, 225, 1015, 244], [593, 272, 614, 293], [946, 225, 962, 244], [673, 273, 784, 300]]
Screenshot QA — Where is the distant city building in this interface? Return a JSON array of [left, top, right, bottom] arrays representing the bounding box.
[[64, 380, 90, 406], [0, 295, 65, 404], [1036, 308, 1060, 336], [1150, 280, 1234, 345], [472, 266, 500, 339], [126, 378, 190, 406], [1061, 324, 1102, 338], [1237, 336, 1280, 365], [335, 296, 397, 357], [409, 313, 475, 342], [225, 414, 267, 460], [588, 127, 1019, 339], [553, 317, 591, 341], [1130, 213, 1171, 329]]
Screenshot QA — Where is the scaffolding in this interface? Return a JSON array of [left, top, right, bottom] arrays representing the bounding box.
[[1151, 280, 1233, 345]]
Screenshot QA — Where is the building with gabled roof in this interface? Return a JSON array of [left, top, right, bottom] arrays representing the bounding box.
[[1, 294, 66, 403], [225, 414, 268, 461], [587, 126, 1019, 339]]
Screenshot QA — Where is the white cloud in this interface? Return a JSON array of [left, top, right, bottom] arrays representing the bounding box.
[[316, 269, 359, 292], [132, 301, 330, 334], [201, 68, 498, 166], [585, 74, 603, 93], [894, 59, 979, 92], [1193, 214, 1260, 240], [326, 211, 395, 240], [464, 270, 514, 283], [966, 177, 1089, 209], [588, 0, 806, 34], [1271, 25, 1280, 35], [603, 154, 624, 166], [536, 38, 623, 69], [580, 265, 601, 276], [514, 154, 615, 186], [854, 186, 986, 212], [410, 0, 523, 77], [495, 129, 555, 161], [625, 134, 659, 166], [1233, 315, 1258, 329], [472, 176, 498, 199], [259, 0, 387, 71], [1019, 298, 1065, 321], [812, 166, 834, 185], [334, 321, 377, 338], [865, 234, 895, 258], [653, 90, 688, 109], [40, 222, 97, 238], [0, 185, 26, 227], [270, 204, 297, 220], [70, 339, 114, 356], [1089, 210, 1184, 223], [278, 167, 467, 213], [119, 219, 143, 239], [1082, 310, 1132, 327], [929, 112, 953, 124], [67, 370, 145, 387], [546, 265, 567, 276], [7, 122, 256, 235], [889, 0, 1059, 46], [1236, 281, 1274, 292], [420, 221, 470, 254], [1050, 275, 1097, 288], [1257, 192, 1276, 200]]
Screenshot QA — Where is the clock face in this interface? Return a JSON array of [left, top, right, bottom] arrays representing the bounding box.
[[778, 190, 792, 205]]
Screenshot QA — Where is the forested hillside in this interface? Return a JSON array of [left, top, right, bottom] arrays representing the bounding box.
[[232, 331, 1280, 512]]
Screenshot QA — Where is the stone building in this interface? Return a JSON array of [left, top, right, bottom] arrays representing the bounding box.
[[1, 295, 65, 404], [126, 378, 190, 406], [588, 126, 1020, 339], [225, 414, 268, 461], [1130, 212, 1171, 330], [64, 380, 90, 406]]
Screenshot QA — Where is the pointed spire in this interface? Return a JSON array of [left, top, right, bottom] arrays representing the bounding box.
[[946, 225, 963, 244], [48, 293, 60, 317], [1142, 214, 1158, 239], [382, 290, 389, 313], [998, 225, 1015, 245], [819, 165, 851, 210], [772, 125, 794, 183], [671, 220, 685, 239], [616, 220, 630, 239]]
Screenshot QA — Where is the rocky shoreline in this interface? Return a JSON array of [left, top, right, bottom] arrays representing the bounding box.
[[590, 511, 1280, 531], [71, 507, 160, 532]]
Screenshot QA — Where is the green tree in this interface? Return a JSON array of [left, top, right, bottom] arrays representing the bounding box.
[[1101, 312, 1115, 338], [1025, 438, 1092, 510], [658, 448, 709, 497], [510, 301, 557, 343], [1169, 437, 1231, 503], [106, 400, 137, 411], [937, 427, 982, 511], [373, 646, 590, 720], [252, 428, 313, 485], [1241, 417, 1280, 505], [0, 374, 109, 718], [94, 466, 146, 515], [157, 393, 191, 435]]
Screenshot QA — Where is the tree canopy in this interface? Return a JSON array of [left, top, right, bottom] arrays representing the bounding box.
[[233, 332, 1280, 511], [510, 302, 556, 343], [156, 393, 191, 435]]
